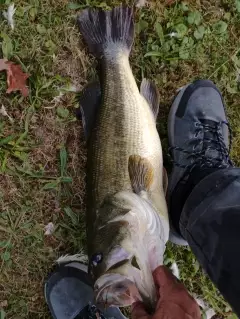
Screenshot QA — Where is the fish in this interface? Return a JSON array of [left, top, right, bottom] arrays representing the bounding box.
[[77, 6, 169, 310]]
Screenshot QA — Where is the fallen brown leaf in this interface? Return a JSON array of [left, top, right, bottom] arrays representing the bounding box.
[[0, 58, 9, 71], [0, 58, 30, 97], [0, 300, 8, 308]]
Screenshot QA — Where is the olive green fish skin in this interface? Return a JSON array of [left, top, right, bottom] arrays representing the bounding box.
[[77, 6, 169, 307], [86, 52, 167, 253]]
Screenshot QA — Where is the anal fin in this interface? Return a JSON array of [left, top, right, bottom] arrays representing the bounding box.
[[76, 81, 101, 140], [128, 155, 154, 194], [140, 79, 160, 120]]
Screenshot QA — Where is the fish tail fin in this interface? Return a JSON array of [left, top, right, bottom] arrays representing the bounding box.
[[77, 6, 134, 58]]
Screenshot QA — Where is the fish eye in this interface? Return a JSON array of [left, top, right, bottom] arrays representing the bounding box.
[[91, 252, 103, 267]]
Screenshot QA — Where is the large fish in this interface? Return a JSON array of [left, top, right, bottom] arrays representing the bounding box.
[[77, 6, 169, 310]]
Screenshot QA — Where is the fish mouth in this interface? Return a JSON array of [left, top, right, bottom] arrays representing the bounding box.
[[94, 272, 142, 307]]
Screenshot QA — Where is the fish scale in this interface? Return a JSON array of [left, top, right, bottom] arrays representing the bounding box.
[[90, 58, 159, 207]]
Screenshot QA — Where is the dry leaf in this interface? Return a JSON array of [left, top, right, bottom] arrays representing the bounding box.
[[56, 253, 88, 265], [0, 104, 14, 122], [44, 222, 55, 235], [0, 300, 8, 308], [3, 4, 16, 30], [170, 262, 180, 279], [0, 58, 8, 71], [136, 0, 147, 7], [0, 58, 30, 97], [6, 62, 30, 96], [193, 294, 216, 319]]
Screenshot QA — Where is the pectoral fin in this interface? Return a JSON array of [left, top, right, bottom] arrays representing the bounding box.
[[76, 81, 101, 140], [140, 79, 160, 120], [128, 155, 154, 194]]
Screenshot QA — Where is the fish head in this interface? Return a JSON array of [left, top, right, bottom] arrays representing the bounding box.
[[90, 245, 144, 307], [93, 258, 142, 307], [88, 191, 169, 308], [89, 217, 141, 306]]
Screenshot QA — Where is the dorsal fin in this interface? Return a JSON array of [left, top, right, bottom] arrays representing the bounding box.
[[76, 81, 101, 140], [140, 79, 160, 120]]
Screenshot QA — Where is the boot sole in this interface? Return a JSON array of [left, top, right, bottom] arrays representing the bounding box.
[[168, 84, 190, 246]]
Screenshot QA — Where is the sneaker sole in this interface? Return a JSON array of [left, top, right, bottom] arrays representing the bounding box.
[[44, 262, 90, 303], [44, 262, 93, 319]]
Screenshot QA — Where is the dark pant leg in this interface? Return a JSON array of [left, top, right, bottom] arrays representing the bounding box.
[[179, 168, 240, 316]]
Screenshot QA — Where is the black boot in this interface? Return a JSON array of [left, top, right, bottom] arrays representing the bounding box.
[[167, 80, 233, 245], [167, 80, 240, 316]]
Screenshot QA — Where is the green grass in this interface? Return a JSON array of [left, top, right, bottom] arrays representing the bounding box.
[[0, 0, 240, 318]]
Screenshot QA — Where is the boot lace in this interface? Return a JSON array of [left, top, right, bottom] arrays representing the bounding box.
[[170, 120, 234, 170]]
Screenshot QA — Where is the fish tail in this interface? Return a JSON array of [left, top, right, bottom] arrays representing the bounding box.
[[77, 6, 134, 58]]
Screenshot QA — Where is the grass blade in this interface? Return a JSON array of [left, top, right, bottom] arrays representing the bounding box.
[[60, 146, 67, 177]]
